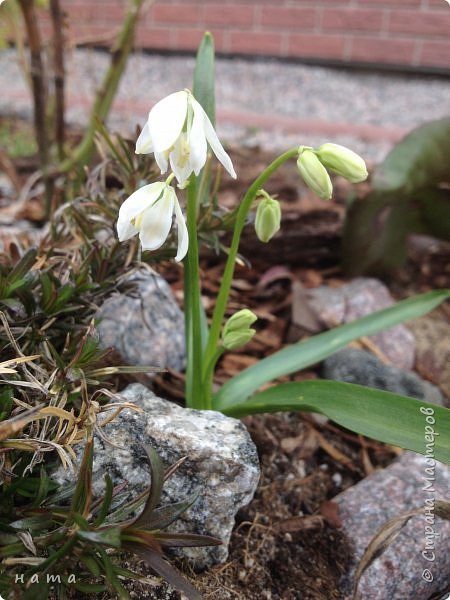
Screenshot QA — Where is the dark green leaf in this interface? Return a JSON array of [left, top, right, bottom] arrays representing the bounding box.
[[154, 532, 222, 548], [136, 492, 198, 531], [127, 543, 203, 600], [77, 527, 122, 548], [372, 118, 450, 193]]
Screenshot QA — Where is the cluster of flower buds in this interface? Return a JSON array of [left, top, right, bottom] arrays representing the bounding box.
[[297, 143, 368, 200], [222, 309, 257, 350]]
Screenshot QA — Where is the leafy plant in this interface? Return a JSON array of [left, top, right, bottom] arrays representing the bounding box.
[[119, 33, 450, 465], [0, 441, 219, 599], [342, 118, 450, 275]]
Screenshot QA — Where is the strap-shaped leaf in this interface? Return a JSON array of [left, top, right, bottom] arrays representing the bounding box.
[[214, 289, 450, 410], [153, 532, 222, 548], [131, 446, 164, 527], [223, 380, 450, 465], [137, 492, 199, 531], [126, 543, 202, 600], [193, 31, 215, 124]]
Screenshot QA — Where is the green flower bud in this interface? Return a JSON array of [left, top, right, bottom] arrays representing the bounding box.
[[297, 148, 333, 200], [222, 329, 256, 350], [315, 143, 368, 183], [255, 194, 281, 243], [222, 309, 257, 350]]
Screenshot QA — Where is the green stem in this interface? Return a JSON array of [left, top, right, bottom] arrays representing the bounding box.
[[184, 179, 204, 408], [203, 147, 299, 404], [202, 347, 224, 408]]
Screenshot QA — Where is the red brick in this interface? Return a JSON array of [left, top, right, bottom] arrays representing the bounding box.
[[91, 3, 127, 21], [389, 10, 450, 37], [424, 0, 448, 8], [350, 37, 416, 64], [357, 0, 420, 5], [135, 27, 173, 50], [65, 2, 93, 21], [322, 8, 384, 32], [229, 31, 283, 55], [420, 41, 450, 69], [260, 7, 316, 31], [151, 4, 201, 26], [203, 4, 255, 27], [288, 34, 346, 59]]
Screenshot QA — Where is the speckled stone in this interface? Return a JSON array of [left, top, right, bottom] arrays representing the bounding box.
[[95, 269, 185, 372], [306, 278, 416, 370], [337, 452, 450, 599], [322, 348, 444, 406], [54, 384, 260, 570]]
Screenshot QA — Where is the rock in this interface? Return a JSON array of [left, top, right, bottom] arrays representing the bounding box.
[[336, 452, 450, 599], [322, 348, 444, 405], [54, 384, 260, 569], [407, 312, 450, 401], [95, 269, 185, 372], [306, 278, 415, 370]]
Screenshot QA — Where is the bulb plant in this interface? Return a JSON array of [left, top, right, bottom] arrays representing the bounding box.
[[116, 33, 450, 465]]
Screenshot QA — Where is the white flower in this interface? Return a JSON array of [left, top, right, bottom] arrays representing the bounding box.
[[117, 181, 188, 261], [135, 90, 237, 186]]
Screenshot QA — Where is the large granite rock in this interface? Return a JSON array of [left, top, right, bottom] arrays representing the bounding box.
[[95, 269, 185, 372], [305, 278, 416, 370], [322, 348, 444, 406], [336, 452, 450, 599], [55, 384, 260, 570]]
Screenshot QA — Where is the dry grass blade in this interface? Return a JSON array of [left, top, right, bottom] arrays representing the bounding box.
[[353, 501, 450, 599], [0, 355, 41, 375], [0, 404, 44, 442]]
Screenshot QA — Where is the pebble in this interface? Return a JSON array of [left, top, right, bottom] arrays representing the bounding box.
[[306, 277, 416, 370], [336, 452, 450, 599]]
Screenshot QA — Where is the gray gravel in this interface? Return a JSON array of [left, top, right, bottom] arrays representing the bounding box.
[[0, 48, 449, 161]]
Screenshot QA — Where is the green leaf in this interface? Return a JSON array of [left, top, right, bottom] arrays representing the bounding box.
[[153, 532, 222, 548], [193, 31, 215, 124], [78, 553, 101, 576], [372, 118, 450, 193], [214, 289, 450, 410], [0, 386, 14, 421], [77, 527, 122, 548], [342, 191, 410, 276], [92, 474, 114, 526], [223, 380, 450, 465], [126, 543, 202, 600], [131, 446, 164, 527], [137, 493, 198, 531]]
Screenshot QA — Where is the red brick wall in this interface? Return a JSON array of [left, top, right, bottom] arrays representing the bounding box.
[[64, 0, 450, 71]]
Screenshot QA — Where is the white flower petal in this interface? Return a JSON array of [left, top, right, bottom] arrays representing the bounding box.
[[169, 136, 193, 186], [147, 91, 188, 153], [117, 182, 165, 222], [117, 219, 138, 242], [139, 187, 174, 251], [192, 98, 237, 179], [135, 122, 153, 154], [154, 150, 169, 175], [173, 194, 189, 261], [189, 100, 208, 175]]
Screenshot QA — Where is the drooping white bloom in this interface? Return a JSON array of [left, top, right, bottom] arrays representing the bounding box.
[[135, 90, 237, 186], [117, 181, 188, 261]]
